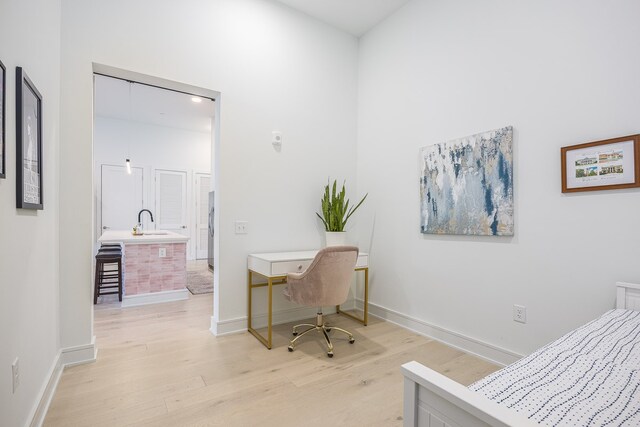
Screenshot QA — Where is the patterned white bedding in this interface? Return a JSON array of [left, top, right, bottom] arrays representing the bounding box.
[[469, 309, 640, 426]]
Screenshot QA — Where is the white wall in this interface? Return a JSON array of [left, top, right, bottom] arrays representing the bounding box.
[[357, 0, 640, 357], [94, 116, 211, 259], [59, 0, 358, 348], [0, 0, 61, 425]]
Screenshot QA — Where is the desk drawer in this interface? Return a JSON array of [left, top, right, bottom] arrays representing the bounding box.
[[271, 260, 312, 276], [356, 254, 368, 269], [272, 255, 368, 276]]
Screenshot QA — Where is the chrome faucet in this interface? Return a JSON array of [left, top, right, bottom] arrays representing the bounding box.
[[137, 209, 154, 227]]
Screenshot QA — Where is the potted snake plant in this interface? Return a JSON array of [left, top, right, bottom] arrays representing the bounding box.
[[316, 179, 367, 246]]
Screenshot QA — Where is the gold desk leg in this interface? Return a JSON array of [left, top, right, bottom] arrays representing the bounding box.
[[267, 277, 273, 349], [336, 267, 368, 326], [363, 267, 369, 326], [247, 270, 272, 349], [247, 270, 252, 330], [247, 272, 286, 350]]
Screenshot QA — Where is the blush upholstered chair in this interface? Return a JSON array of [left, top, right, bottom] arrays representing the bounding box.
[[283, 246, 359, 357]]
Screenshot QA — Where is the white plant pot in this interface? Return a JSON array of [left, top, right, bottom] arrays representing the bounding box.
[[325, 231, 348, 247]]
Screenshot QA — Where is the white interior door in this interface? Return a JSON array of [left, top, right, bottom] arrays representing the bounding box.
[[195, 173, 211, 259], [155, 168, 188, 237], [101, 164, 143, 235]]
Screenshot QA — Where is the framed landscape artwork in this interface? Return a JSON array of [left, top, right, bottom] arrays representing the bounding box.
[[561, 134, 640, 193], [419, 126, 514, 236], [0, 59, 5, 179], [16, 67, 43, 209]]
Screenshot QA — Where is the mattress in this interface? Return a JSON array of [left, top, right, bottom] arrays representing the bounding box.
[[469, 309, 640, 426]]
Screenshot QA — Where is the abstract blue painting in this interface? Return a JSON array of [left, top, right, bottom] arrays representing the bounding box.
[[419, 126, 514, 236]]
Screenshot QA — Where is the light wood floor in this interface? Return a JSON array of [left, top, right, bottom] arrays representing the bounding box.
[[187, 259, 212, 273], [44, 295, 498, 426]]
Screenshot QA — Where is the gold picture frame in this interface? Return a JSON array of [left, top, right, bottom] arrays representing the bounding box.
[[561, 134, 640, 193]]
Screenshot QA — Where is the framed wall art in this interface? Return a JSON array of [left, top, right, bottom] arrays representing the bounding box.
[[561, 134, 640, 193], [419, 126, 514, 236], [16, 67, 43, 209], [0, 59, 5, 179]]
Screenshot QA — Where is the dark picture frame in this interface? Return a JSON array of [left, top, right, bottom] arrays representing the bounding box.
[[16, 67, 43, 209], [561, 134, 640, 193], [0, 59, 5, 179]]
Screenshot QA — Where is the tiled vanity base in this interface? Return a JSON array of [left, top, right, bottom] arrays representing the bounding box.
[[124, 243, 187, 295]]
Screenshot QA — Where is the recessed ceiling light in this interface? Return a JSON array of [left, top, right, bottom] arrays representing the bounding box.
[[191, 97, 202, 103]]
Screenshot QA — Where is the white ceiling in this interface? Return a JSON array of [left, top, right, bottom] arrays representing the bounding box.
[[94, 75, 215, 133], [274, 0, 410, 36]]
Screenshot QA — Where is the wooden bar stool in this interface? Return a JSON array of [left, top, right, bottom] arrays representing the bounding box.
[[94, 250, 123, 304], [98, 243, 122, 253], [98, 247, 122, 254]]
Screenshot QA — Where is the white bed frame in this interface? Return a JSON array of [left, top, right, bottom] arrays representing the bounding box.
[[401, 282, 640, 427]]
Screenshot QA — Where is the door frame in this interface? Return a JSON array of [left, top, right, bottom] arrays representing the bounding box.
[[91, 63, 221, 340], [193, 171, 211, 260]]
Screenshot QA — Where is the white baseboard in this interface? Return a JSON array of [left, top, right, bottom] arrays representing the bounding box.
[[210, 315, 245, 336], [121, 289, 189, 308], [60, 336, 98, 367], [212, 296, 521, 366], [28, 351, 63, 427], [357, 299, 523, 367], [29, 337, 97, 427], [210, 305, 339, 337]]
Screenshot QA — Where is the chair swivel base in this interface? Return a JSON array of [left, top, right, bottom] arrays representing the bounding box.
[[287, 312, 354, 358]]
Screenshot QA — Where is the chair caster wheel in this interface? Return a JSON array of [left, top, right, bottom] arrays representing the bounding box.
[[288, 346, 294, 352], [292, 331, 298, 336], [327, 352, 334, 358], [349, 338, 355, 344]]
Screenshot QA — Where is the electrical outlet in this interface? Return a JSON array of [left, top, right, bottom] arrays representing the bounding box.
[[12, 358, 19, 393], [513, 304, 527, 324], [158, 248, 167, 258], [235, 221, 248, 234]]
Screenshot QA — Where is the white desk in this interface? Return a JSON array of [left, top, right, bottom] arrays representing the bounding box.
[[247, 250, 369, 349]]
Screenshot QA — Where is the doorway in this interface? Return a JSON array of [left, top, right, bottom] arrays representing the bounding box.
[[91, 65, 219, 318]]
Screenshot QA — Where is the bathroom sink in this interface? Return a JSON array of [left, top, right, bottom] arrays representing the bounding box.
[[141, 231, 169, 235]]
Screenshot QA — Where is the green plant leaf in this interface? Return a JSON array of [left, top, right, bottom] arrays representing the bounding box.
[[316, 179, 366, 232], [344, 193, 368, 224], [316, 212, 329, 231]]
